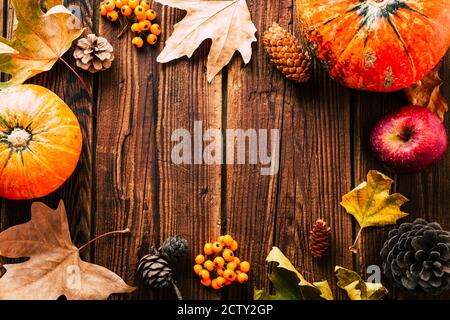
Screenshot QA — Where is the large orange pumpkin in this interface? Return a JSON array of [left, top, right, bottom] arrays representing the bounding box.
[[297, 0, 450, 92], [0, 85, 82, 200]]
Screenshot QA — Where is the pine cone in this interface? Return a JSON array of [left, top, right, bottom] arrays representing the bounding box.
[[380, 219, 450, 296], [137, 249, 174, 288], [309, 219, 331, 258], [159, 235, 188, 262], [73, 34, 114, 73], [263, 23, 312, 83]]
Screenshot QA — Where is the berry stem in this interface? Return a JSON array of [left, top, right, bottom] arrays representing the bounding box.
[[118, 16, 129, 39], [171, 280, 183, 300], [59, 57, 90, 92], [78, 228, 131, 252]]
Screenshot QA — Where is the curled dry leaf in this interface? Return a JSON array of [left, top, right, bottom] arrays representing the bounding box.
[[335, 266, 388, 300], [0, 201, 135, 300], [340, 170, 409, 253], [404, 62, 448, 122], [156, 0, 257, 82], [0, 0, 84, 89]]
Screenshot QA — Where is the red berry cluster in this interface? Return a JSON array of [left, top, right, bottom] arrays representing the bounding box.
[[100, 0, 161, 48], [194, 235, 250, 290]]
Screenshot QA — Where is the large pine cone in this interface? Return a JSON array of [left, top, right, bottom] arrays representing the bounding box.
[[159, 236, 188, 263], [380, 219, 450, 296], [263, 23, 312, 83], [137, 250, 174, 288]]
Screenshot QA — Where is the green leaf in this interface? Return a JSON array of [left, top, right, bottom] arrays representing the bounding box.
[[335, 266, 388, 300], [254, 247, 333, 300]]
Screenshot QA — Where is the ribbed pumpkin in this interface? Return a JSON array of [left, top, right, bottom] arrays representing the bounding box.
[[0, 85, 82, 200], [297, 0, 450, 92]]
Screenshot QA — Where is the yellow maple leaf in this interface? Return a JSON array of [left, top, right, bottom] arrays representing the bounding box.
[[0, 0, 84, 89], [340, 170, 409, 253], [155, 0, 257, 82]]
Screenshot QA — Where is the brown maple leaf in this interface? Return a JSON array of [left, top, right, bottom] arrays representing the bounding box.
[[404, 62, 448, 122], [0, 201, 135, 300]]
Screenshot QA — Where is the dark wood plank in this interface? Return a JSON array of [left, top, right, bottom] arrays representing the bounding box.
[[94, 7, 158, 300], [353, 50, 450, 300], [352, 90, 404, 299], [273, 3, 353, 300], [94, 1, 222, 300], [0, 0, 94, 261], [154, 3, 223, 299], [223, 0, 289, 300]]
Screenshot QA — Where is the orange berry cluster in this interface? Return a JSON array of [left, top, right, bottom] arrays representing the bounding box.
[[194, 235, 250, 290], [100, 0, 161, 48]]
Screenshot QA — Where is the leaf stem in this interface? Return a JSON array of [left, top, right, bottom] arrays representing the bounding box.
[[349, 228, 363, 254], [78, 228, 131, 252], [59, 57, 90, 92]]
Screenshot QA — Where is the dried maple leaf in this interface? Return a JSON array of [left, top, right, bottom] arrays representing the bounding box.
[[404, 62, 448, 122], [340, 170, 409, 253], [0, 0, 84, 89], [156, 0, 257, 82], [0, 201, 135, 300]]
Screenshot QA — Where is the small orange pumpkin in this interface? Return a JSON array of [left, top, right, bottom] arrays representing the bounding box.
[[0, 85, 82, 200], [297, 0, 450, 92]]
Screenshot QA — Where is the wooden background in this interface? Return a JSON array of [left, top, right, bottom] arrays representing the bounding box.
[[1, 0, 449, 300]]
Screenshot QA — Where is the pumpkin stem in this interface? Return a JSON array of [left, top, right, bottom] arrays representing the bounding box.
[[8, 128, 31, 149]]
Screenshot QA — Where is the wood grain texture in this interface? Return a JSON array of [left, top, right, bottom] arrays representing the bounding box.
[[273, 1, 353, 300], [153, 2, 222, 300], [223, 0, 288, 300], [94, 1, 222, 300], [0, 0, 449, 301], [0, 0, 94, 261], [94, 2, 159, 299]]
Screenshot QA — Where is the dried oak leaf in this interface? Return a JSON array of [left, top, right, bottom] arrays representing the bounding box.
[[254, 247, 333, 300], [156, 0, 257, 82], [0, 0, 84, 89], [0, 201, 135, 300], [340, 170, 409, 253], [335, 266, 388, 300], [404, 62, 448, 122]]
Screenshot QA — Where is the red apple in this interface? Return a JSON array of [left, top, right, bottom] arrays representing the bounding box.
[[370, 106, 448, 173]]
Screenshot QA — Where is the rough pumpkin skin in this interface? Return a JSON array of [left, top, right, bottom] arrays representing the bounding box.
[[297, 0, 450, 92], [0, 85, 82, 200]]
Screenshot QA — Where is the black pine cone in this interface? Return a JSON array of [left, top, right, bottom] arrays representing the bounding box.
[[159, 235, 188, 262], [137, 250, 174, 288], [380, 219, 450, 296]]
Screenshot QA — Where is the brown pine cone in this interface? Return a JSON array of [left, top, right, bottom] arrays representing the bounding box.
[[309, 219, 331, 258], [73, 34, 114, 73], [263, 23, 312, 83]]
